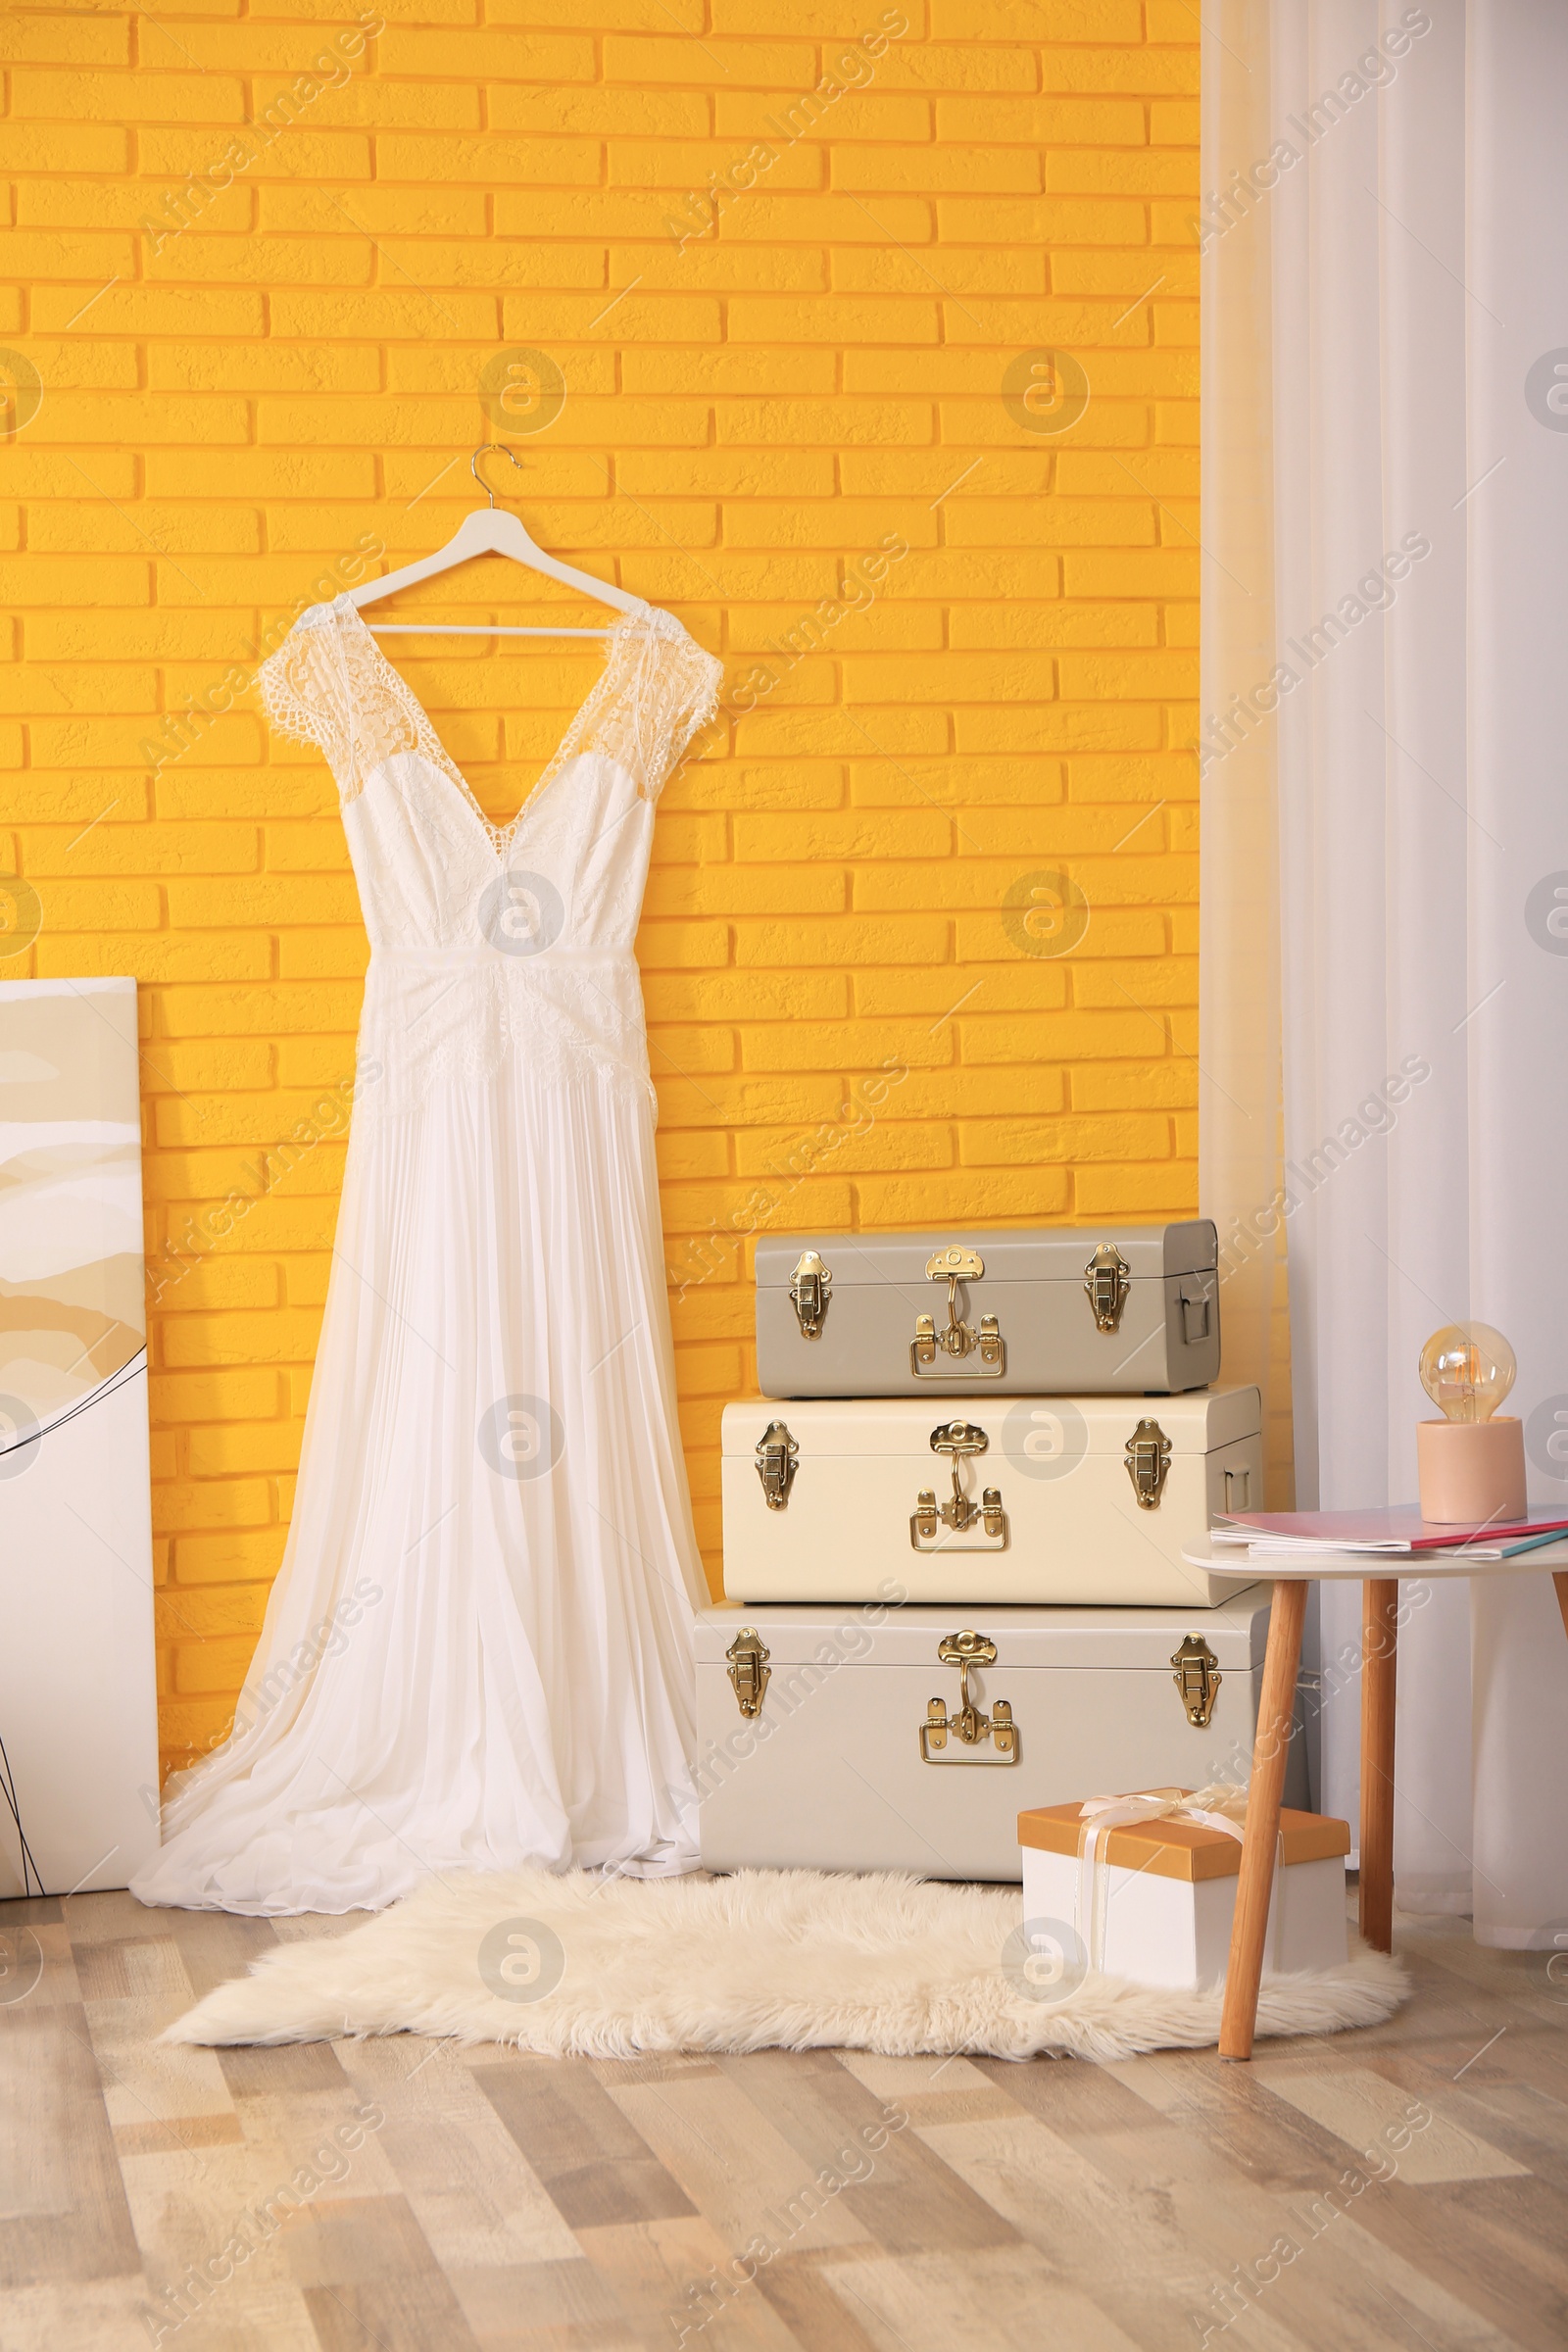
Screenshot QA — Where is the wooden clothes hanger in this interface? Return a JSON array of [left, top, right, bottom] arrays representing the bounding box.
[[349, 445, 646, 639]]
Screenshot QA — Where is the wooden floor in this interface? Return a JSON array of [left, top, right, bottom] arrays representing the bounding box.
[[1, 1887, 1565, 2352]]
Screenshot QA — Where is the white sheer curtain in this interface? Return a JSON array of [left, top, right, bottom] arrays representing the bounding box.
[[1200, 0, 1568, 1945]]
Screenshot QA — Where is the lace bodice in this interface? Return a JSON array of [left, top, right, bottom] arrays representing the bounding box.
[[259, 594, 719, 827], [256, 595, 722, 1118]]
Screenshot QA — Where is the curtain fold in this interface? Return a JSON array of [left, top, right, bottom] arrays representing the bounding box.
[[1198, 0, 1288, 1501], [1200, 0, 1568, 1944]]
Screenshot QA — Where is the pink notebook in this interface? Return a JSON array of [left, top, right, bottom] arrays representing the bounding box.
[[1211, 1503, 1568, 1554]]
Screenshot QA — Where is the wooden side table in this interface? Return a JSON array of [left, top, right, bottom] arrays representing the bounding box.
[[1181, 1541, 1568, 2061]]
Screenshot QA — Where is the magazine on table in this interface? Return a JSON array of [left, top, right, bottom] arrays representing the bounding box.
[[1209, 1504, 1568, 1558]]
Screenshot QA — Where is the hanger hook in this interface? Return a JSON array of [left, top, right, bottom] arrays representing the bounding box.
[[470, 442, 526, 509]]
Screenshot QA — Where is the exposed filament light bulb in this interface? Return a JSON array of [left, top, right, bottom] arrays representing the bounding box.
[[1418, 1322, 1516, 1426]]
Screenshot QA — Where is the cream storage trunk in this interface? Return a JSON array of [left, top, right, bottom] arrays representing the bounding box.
[[721, 1389, 1261, 1608], [754, 1221, 1220, 1399], [694, 1592, 1305, 1882], [1018, 1799, 1350, 1988]]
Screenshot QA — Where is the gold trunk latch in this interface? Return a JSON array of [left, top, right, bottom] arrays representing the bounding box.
[[755, 1419, 799, 1510], [1124, 1416, 1171, 1509], [910, 1244, 1004, 1376], [920, 1630, 1018, 1764], [788, 1249, 831, 1339], [1084, 1241, 1131, 1334], [725, 1627, 770, 1718], [1171, 1633, 1221, 1727], [910, 1419, 1007, 1551]]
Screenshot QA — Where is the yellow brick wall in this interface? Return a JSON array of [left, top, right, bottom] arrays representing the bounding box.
[[0, 2, 1199, 1780]]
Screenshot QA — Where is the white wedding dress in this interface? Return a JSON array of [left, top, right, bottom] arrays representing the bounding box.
[[131, 595, 720, 1914]]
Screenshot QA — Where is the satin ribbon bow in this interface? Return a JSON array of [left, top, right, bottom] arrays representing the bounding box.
[[1078, 1784, 1249, 1843], [1071, 1785, 1250, 1973]]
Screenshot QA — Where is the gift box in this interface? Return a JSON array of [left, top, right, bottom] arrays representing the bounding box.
[[1016, 1788, 1350, 1991]]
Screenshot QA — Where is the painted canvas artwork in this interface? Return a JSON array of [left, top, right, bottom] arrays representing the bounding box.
[[0, 977, 159, 1895], [0, 978, 147, 1455]]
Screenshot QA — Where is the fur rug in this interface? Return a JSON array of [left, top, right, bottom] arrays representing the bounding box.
[[165, 1868, 1409, 2062]]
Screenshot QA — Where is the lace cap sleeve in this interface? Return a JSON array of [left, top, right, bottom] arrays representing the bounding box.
[[652, 625, 723, 798], [256, 601, 423, 808], [256, 607, 354, 791], [578, 610, 723, 802]]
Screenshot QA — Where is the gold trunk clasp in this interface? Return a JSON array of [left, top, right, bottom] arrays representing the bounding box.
[[910, 1419, 1008, 1550], [1124, 1416, 1171, 1509], [1171, 1633, 1221, 1727], [910, 1244, 1004, 1376], [755, 1419, 799, 1510], [1084, 1241, 1131, 1334], [788, 1250, 831, 1339], [725, 1627, 771, 1718], [920, 1630, 1019, 1764]]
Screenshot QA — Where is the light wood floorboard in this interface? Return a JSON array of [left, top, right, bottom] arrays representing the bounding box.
[[0, 1887, 1563, 2350]]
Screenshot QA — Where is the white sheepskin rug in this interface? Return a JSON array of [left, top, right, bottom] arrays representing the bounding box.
[[165, 1867, 1407, 2063]]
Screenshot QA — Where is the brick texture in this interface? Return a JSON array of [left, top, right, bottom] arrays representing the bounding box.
[[0, 2, 1200, 1778]]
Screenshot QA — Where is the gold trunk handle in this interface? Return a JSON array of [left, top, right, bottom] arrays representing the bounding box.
[[920, 1629, 1018, 1763]]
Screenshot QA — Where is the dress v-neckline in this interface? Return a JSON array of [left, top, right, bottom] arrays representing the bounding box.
[[333, 595, 652, 860]]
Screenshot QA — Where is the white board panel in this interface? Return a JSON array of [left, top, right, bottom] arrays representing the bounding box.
[[0, 978, 159, 1896]]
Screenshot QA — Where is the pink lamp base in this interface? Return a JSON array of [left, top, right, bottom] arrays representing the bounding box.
[[1416, 1416, 1527, 1524]]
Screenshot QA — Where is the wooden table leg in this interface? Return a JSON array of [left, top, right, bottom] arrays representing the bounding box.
[[1359, 1578, 1398, 1955], [1554, 1571, 1568, 1646], [1220, 1577, 1306, 2062]]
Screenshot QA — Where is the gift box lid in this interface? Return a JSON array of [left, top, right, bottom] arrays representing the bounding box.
[[1017, 1791, 1351, 1882], [756, 1221, 1217, 1291]]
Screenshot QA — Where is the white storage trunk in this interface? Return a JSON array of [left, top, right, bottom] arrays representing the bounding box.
[[721, 1389, 1261, 1608], [1019, 1803, 1349, 1989], [694, 1592, 1305, 1882]]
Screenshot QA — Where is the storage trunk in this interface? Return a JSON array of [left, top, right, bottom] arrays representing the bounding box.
[[1018, 1799, 1349, 1988], [755, 1221, 1220, 1399], [695, 1592, 1305, 1882], [721, 1389, 1261, 1608]]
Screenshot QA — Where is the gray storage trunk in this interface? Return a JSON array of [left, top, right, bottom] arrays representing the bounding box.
[[755, 1221, 1220, 1398], [695, 1590, 1307, 1881]]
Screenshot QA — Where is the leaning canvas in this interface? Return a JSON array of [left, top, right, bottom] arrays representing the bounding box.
[[0, 976, 159, 1894]]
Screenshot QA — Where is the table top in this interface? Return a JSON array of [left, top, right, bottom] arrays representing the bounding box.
[[1182, 1538, 1568, 1582]]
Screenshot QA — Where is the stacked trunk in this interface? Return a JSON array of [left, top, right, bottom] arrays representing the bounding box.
[[699, 1223, 1298, 1881]]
